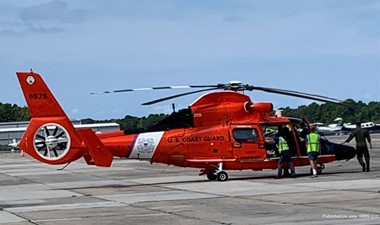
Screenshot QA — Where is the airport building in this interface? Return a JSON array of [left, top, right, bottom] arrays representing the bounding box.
[[0, 120, 120, 145]]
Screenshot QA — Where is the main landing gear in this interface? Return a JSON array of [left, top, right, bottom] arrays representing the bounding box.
[[204, 162, 229, 182], [309, 164, 325, 175]]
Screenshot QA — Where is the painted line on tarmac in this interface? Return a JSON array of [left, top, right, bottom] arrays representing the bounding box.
[[4, 201, 124, 213]]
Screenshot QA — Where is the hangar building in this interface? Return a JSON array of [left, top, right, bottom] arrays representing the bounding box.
[[0, 120, 120, 145]]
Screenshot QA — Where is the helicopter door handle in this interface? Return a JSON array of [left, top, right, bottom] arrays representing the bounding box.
[[233, 142, 242, 148]]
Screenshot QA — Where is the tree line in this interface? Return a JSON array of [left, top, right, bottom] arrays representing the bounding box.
[[282, 99, 380, 125], [1, 99, 379, 129], [0, 103, 30, 122], [81, 114, 168, 131]]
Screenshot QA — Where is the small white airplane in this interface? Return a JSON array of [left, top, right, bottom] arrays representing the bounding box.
[[314, 118, 380, 135], [341, 121, 380, 133], [312, 118, 344, 135], [8, 139, 20, 152]]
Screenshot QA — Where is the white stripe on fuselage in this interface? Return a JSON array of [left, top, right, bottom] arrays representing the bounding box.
[[129, 131, 164, 160]]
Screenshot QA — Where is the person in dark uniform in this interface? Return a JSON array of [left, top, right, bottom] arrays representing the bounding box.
[[341, 122, 373, 172], [275, 127, 296, 179]]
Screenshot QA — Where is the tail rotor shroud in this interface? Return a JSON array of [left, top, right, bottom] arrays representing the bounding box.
[[33, 123, 71, 161]]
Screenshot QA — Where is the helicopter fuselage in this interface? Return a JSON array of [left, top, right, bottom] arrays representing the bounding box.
[[16, 71, 356, 181]]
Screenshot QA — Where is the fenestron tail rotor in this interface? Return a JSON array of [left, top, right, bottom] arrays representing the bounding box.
[[34, 123, 71, 160], [91, 80, 350, 107]]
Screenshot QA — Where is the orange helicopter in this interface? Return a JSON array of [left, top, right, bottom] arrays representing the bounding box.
[[16, 71, 356, 181]]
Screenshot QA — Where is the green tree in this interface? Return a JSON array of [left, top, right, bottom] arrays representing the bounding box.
[[282, 99, 380, 124], [0, 103, 30, 122]]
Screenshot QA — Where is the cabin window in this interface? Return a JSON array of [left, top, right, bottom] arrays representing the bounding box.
[[233, 128, 258, 142]]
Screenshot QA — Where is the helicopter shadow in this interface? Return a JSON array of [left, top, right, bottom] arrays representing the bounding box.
[[227, 169, 373, 181]]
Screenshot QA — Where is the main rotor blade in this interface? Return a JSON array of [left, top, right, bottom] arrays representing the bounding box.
[[91, 85, 219, 95], [91, 80, 352, 107], [142, 88, 219, 105], [254, 86, 343, 102], [251, 86, 350, 106]]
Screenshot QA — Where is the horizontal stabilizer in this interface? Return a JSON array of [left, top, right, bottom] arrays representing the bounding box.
[[77, 129, 113, 167]]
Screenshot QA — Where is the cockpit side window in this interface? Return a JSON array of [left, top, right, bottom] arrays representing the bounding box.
[[233, 128, 258, 142]]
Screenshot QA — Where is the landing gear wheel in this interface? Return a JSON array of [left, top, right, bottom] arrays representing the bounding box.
[[207, 170, 217, 181], [317, 164, 324, 175], [217, 171, 228, 182], [309, 165, 324, 175]]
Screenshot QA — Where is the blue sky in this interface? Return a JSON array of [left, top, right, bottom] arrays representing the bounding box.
[[0, 0, 379, 120]]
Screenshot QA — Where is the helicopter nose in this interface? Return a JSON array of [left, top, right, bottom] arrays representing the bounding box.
[[333, 144, 356, 161]]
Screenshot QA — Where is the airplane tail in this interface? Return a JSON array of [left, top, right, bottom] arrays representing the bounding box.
[[334, 117, 344, 127], [16, 71, 113, 167]]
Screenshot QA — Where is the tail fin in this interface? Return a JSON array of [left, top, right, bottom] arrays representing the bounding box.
[[17, 71, 67, 118], [16, 71, 113, 167]]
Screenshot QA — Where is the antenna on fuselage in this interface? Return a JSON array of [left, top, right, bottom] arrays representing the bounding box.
[[275, 109, 283, 117], [172, 103, 176, 113]]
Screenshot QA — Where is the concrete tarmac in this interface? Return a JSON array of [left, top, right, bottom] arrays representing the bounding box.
[[1, 134, 379, 225]]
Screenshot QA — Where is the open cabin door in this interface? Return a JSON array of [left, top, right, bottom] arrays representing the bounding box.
[[261, 123, 303, 158]]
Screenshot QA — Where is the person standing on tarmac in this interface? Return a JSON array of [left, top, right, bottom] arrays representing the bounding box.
[[275, 127, 296, 179], [306, 126, 321, 177], [341, 122, 373, 172]]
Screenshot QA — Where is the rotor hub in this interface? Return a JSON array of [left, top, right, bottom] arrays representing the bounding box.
[[45, 135, 59, 149]]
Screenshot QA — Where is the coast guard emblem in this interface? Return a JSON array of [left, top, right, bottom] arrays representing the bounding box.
[[137, 138, 155, 153]]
